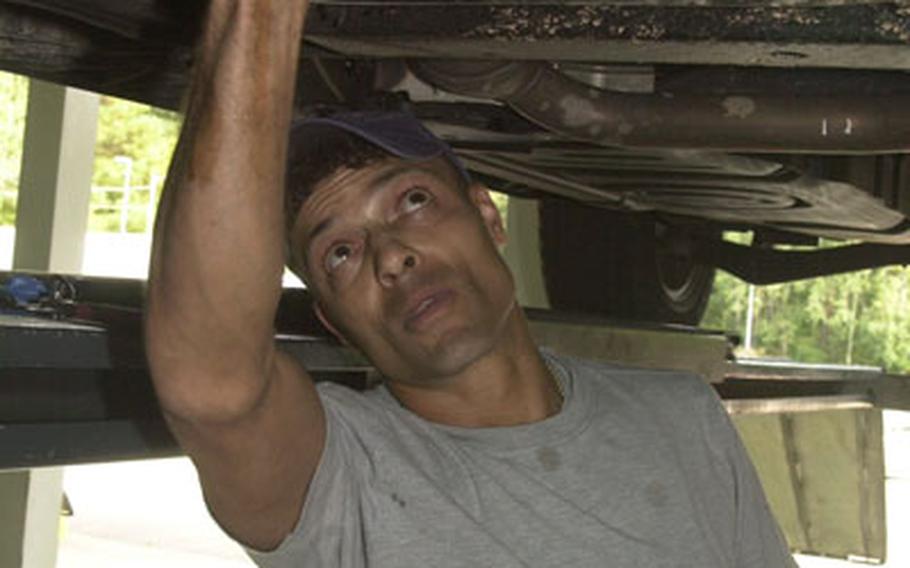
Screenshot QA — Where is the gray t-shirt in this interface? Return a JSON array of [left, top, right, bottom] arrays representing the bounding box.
[[246, 352, 795, 567]]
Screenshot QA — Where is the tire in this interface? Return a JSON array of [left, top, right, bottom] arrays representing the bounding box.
[[539, 199, 715, 326]]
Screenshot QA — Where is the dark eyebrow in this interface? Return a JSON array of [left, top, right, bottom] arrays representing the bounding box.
[[307, 218, 334, 244], [367, 164, 441, 195], [303, 164, 443, 267]]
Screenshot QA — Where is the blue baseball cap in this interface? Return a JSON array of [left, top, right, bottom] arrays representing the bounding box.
[[292, 111, 471, 184]]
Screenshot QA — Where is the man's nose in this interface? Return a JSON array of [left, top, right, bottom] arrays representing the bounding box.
[[374, 235, 419, 287]]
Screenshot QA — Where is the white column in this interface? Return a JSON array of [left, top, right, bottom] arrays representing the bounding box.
[[0, 468, 66, 568], [12, 79, 99, 273], [3, 78, 99, 568]]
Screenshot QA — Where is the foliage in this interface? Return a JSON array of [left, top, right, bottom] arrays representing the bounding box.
[[491, 191, 509, 228], [703, 244, 910, 374], [90, 96, 180, 232], [0, 72, 28, 224], [93, 97, 180, 189], [0, 71, 180, 232]]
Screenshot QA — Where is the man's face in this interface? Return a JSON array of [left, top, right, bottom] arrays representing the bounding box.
[[289, 157, 517, 385]]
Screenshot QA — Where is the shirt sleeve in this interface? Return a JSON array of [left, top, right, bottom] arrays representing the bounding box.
[[244, 384, 371, 568]]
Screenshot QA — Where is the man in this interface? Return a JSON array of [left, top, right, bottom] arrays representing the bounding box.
[[145, 1, 795, 566]]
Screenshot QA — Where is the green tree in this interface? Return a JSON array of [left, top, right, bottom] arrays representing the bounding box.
[[0, 73, 180, 231], [704, 253, 910, 374], [90, 97, 180, 232], [0, 72, 28, 225]]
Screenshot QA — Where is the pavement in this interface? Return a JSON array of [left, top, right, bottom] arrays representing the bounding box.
[[57, 458, 255, 568]]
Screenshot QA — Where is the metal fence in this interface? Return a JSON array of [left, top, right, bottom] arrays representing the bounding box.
[[0, 175, 161, 234], [89, 177, 160, 234]]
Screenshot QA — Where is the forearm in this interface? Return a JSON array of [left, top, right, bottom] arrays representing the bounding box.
[[146, 0, 310, 419]]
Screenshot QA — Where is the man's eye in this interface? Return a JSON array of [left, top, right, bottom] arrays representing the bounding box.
[[401, 188, 432, 213], [325, 244, 353, 272]]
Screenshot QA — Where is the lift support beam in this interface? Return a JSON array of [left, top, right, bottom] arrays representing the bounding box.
[[1, 273, 902, 562], [2, 275, 908, 470]]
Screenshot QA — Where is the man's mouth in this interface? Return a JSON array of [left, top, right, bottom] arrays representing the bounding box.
[[403, 289, 456, 332]]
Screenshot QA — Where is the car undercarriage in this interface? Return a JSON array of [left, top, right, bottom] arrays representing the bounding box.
[[4, 1, 910, 323]]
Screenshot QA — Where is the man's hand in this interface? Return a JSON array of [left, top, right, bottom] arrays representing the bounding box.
[[145, 0, 325, 551]]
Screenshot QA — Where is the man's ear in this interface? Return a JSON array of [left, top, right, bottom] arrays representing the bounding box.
[[468, 184, 507, 247], [314, 301, 350, 346]]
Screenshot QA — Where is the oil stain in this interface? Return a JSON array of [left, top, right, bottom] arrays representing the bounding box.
[[537, 447, 561, 472]]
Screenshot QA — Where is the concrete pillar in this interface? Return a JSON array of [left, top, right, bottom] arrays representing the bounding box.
[[12, 79, 99, 273], [0, 469, 66, 568], [3, 79, 99, 568]]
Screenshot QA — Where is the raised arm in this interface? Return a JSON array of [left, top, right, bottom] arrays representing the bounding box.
[[145, 0, 323, 550]]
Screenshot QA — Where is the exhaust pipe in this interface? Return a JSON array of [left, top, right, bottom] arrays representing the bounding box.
[[410, 60, 910, 153]]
